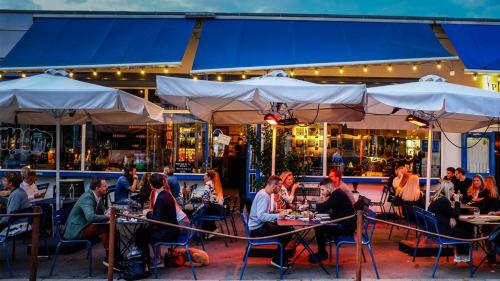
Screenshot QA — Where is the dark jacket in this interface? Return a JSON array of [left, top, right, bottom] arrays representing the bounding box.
[[147, 190, 179, 240], [316, 188, 356, 233], [64, 190, 107, 240], [476, 189, 500, 214], [428, 196, 460, 235]]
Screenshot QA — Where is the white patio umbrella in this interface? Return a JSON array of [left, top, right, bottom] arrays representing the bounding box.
[[348, 75, 500, 209], [0, 70, 165, 209], [156, 70, 366, 174]]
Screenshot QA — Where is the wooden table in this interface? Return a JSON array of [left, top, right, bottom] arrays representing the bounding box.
[[459, 215, 500, 225]]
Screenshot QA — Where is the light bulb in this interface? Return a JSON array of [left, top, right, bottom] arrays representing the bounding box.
[[241, 74, 246, 79], [387, 65, 393, 72], [339, 67, 344, 74], [473, 73, 478, 81], [116, 70, 122, 76], [217, 75, 222, 81], [92, 71, 98, 77], [140, 69, 145, 75], [449, 70, 455, 76], [314, 69, 319, 75], [412, 64, 417, 71], [0, 74, 3, 79], [21, 73, 26, 78], [363, 65, 368, 73], [290, 70, 294, 77], [69, 72, 74, 78], [163, 68, 169, 73], [436, 62, 442, 69], [193, 76, 198, 80]]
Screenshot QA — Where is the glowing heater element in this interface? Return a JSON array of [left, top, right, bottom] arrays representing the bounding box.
[[264, 113, 279, 125], [406, 115, 429, 127]]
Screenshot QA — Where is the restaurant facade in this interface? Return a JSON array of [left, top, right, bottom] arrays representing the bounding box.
[[0, 10, 499, 198]]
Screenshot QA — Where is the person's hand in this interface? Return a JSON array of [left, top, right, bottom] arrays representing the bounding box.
[[278, 211, 287, 219], [439, 178, 444, 183], [449, 217, 457, 228], [34, 192, 44, 199], [133, 174, 139, 181]]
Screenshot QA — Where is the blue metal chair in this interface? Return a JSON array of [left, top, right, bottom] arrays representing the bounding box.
[[239, 210, 284, 280], [49, 208, 93, 277], [153, 206, 204, 279], [199, 198, 230, 247], [412, 206, 427, 262], [0, 206, 34, 276], [335, 209, 380, 279], [422, 209, 473, 278], [224, 195, 239, 240]]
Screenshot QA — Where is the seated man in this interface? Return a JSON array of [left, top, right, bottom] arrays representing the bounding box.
[[311, 177, 356, 262], [135, 173, 179, 265], [248, 175, 293, 269], [0, 173, 30, 230], [20, 171, 44, 201], [64, 177, 118, 268], [328, 169, 356, 204]]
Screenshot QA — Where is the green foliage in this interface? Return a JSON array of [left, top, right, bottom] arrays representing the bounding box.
[[246, 124, 307, 191]]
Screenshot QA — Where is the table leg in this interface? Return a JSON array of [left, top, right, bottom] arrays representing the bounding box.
[[284, 227, 329, 275]]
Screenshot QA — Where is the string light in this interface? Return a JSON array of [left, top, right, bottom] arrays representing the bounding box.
[[339, 67, 344, 74], [163, 67, 169, 73], [92, 70, 98, 77], [69, 72, 74, 78], [140, 69, 146, 75], [116, 70, 122, 76], [412, 64, 417, 71], [314, 69, 319, 75], [217, 75, 222, 81], [473, 73, 478, 81], [387, 64, 393, 72], [363, 65, 368, 73], [241, 73, 246, 79], [21, 73, 27, 78], [436, 61, 442, 69]]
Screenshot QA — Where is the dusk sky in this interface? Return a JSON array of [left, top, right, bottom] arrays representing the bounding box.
[[1, 0, 500, 19]]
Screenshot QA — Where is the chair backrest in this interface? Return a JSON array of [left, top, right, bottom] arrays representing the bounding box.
[[223, 195, 231, 215], [363, 208, 377, 243], [413, 206, 426, 230], [378, 185, 390, 204], [53, 208, 73, 241], [231, 195, 239, 214], [104, 185, 116, 208], [187, 205, 206, 241], [241, 209, 251, 238], [422, 209, 442, 244]]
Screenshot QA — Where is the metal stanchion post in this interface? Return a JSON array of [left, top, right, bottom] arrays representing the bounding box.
[[29, 207, 41, 281], [356, 210, 363, 281], [107, 208, 116, 281]]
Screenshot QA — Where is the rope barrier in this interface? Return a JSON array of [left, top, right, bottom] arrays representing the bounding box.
[[0, 212, 41, 217], [118, 212, 356, 241], [365, 215, 490, 242]]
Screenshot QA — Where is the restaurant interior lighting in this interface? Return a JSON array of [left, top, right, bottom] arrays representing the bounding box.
[[264, 113, 280, 125], [406, 115, 429, 127]]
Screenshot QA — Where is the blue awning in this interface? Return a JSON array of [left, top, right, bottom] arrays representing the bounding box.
[[442, 24, 500, 73], [0, 17, 195, 70], [192, 19, 455, 73]]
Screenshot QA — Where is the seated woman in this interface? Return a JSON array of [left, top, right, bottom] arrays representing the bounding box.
[[475, 175, 500, 214], [429, 181, 472, 263], [467, 174, 484, 205], [135, 173, 179, 265], [396, 174, 424, 220], [273, 171, 299, 211], [132, 172, 152, 207], [202, 170, 224, 232], [114, 166, 139, 204]]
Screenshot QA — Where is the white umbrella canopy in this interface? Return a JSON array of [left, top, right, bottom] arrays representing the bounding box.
[[0, 70, 165, 209], [156, 70, 366, 124], [347, 75, 497, 132], [347, 75, 500, 209]]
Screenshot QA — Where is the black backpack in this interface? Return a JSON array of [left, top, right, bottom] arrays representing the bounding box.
[[119, 250, 150, 280]]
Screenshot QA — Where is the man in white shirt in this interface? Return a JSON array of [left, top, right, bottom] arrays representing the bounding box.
[[20, 171, 43, 201]]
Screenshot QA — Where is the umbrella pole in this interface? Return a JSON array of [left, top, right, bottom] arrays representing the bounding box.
[[272, 126, 276, 175], [56, 119, 61, 210], [425, 123, 433, 210]]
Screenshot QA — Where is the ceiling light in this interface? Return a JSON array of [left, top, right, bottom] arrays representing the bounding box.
[[449, 70, 455, 76], [473, 73, 478, 81], [339, 67, 344, 74], [314, 69, 319, 75], [387, 64, 393, 72], [436, 62, 442, 69], [217, 75, 222, 81], [163, 68, 169, 73], [241, 73, 246, 79], [363, 65, 368, 73], [116, 70, 122, 76], [412, 64, 417, 71], [193, 76, 198, 80], [140, 69, 146, 75], [21, 73, 27, 78], [92, 70, 98, 77]]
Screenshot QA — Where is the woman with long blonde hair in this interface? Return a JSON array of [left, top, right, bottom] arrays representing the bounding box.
[[468, 174, 485, 204], [274, 171, 298, 210], [477, 176, 500, 214], [398, 174, 423, 203]]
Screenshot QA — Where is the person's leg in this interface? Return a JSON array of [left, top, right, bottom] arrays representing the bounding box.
[[82, 224, 110, 250], [314, 225, 329, 257], [251, 223, 292, 261]]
